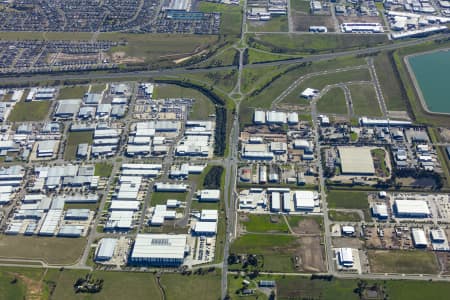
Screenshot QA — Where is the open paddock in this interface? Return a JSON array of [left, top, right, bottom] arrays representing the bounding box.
[[0, 236, 86, 265]]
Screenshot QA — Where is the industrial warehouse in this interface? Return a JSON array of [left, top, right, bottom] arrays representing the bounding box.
[[338, 147, 376, 175]]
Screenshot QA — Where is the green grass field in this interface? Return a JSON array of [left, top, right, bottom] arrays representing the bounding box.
[[151, 192, 187, 206], [198, 2, 242, 36], [241, 214, 289, 233], [231, 234, 297, 254], [231, 234, 298, 272], [8, 101, 51, 122], [286, 215, 323, 230], [90, 84, 107, 93], [373, 52, 407, 111], [328, 210, 362, 222], [349, 83, 382, 116], [386, 280, 450, 300], [248, 16, 289, 32], [161, 273, 221, 300], [317, 87, 348, 115], [290, 0, 311, 12], [46, 269, 161, 300], [276, 276, 359, 300], [0, 270, 28, 299], [58, 86, 88, 99], [368, 250, 439, 274], [248, 33, 390, 55], [0, 236, 86, 265], [64, 131, 93, 161], [94, 162, 113, 177], [327, 190, 369, 210]]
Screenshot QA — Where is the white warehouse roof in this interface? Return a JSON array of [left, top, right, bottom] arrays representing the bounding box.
[[96, 238, 118, 261], [338, 147, 375, 175], [294, 191, 315, 210], [200, 189, 220, 201], [337, 247, 354, 266], [394, 200, 430, 217], [254, 110, 266, 124], [201, 209, 218, 222], [194, 221, 217, 234], [131, 234, 187, 260], [412, 228, 428, 247]]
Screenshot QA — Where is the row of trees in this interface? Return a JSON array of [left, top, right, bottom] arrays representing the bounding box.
[[214, 106, 227, 156], [203, 166, 224, 189]]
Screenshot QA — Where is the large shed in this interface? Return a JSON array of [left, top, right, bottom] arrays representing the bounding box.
[[338, 147, 375, 175]]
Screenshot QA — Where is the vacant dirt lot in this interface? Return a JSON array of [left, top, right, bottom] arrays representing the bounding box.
[[291, 217, 321, 235], [332, 237, 364, 249], [296, 236, 326, 272]]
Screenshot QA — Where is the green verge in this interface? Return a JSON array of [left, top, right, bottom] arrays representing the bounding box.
[[373, 51, 408, 111], [247, 48, 300, 64], [247, 33, 390, 55]]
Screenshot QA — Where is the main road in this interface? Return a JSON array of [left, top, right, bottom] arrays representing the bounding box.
[[0, 33, 448, 85]]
